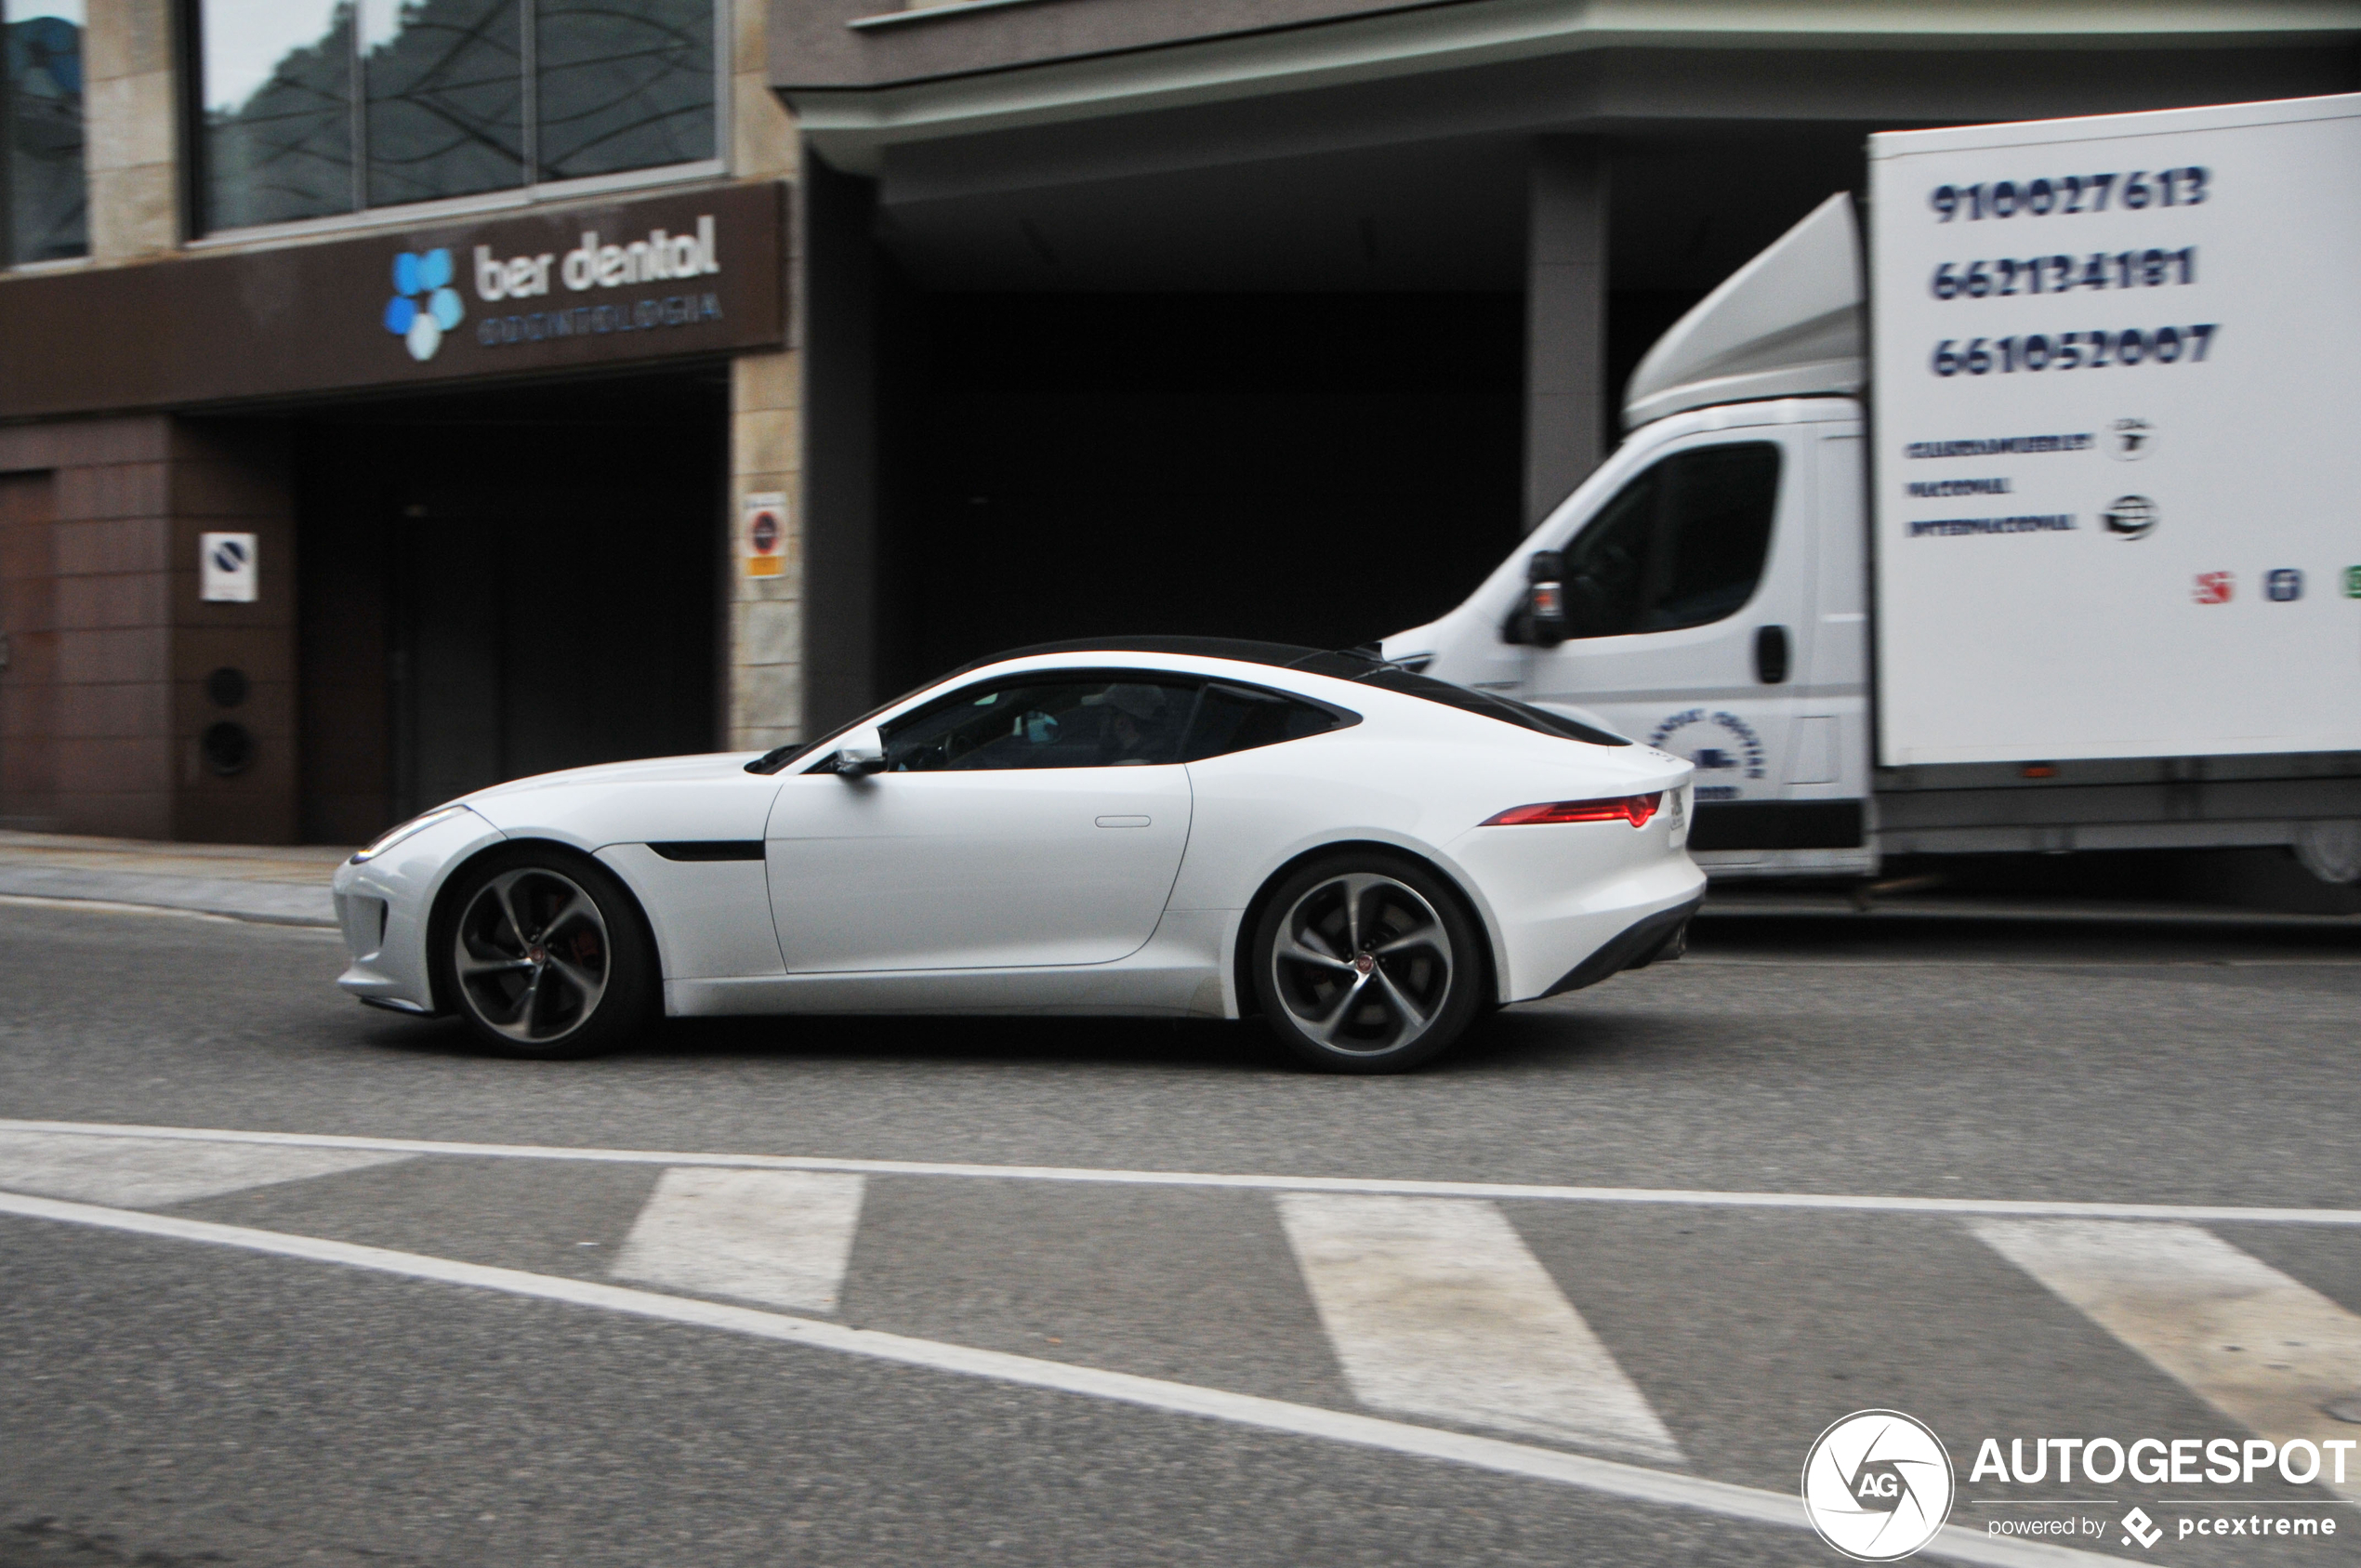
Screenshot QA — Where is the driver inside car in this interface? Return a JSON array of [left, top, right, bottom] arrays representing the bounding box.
[[1089, 683, 1180, 764]]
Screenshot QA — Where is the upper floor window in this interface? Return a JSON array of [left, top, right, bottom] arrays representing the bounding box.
[[2, 0, 86, 263], [193, 0, 716, 234]]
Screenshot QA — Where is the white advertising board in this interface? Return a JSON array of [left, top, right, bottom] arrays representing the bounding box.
[[1868, 94, 2361, 766]]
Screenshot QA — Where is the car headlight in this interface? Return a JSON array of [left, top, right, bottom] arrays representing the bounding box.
[[350, 804, 475, 863]]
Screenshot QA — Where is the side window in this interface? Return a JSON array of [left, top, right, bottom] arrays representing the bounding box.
[[879, 677, 1198, 771], [1181, 683, 1342, 761], [1560, 441, 1782, 639]]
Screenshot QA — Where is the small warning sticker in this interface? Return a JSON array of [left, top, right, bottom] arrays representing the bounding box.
[[743, 492, 786, 578]]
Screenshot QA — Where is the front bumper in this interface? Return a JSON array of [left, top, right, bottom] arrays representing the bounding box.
[[330, 806, 507, 1013]]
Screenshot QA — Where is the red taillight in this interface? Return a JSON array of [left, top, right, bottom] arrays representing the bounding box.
[[1481, 793, 1662, 828]]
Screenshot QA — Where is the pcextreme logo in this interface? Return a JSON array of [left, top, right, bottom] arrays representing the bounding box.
[[1802, 1410, 1957, 1561], [384, 248, 466, 362]]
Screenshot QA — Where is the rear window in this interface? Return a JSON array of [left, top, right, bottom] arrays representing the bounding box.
[[1329, 664, 1630, 747], [1181, 683, 1346, 760]]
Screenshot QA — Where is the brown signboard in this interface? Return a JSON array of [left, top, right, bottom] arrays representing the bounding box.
[[0, 181, 786, 421]]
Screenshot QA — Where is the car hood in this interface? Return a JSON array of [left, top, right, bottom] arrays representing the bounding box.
[[460, 752, 766, 805]]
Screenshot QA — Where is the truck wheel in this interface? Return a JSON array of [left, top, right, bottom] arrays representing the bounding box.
[[436, 850, 654, 1060], [1249, 852, 1484, 1073]]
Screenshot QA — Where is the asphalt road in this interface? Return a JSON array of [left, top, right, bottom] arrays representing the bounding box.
[[3, 897, 2358, 1568]]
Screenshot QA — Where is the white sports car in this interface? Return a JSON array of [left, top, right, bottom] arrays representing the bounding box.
[[332, 639, 1702, 1072]]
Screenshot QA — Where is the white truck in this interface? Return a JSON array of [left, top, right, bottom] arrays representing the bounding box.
[[1386, 92, 2361, 886]]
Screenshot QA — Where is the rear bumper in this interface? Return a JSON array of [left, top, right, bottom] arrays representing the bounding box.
[[1538, 893, 1703, 998]]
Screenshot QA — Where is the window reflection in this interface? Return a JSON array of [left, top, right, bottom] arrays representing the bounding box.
[[3, 0, 87, 262], [200, 0, 355, 228], [535, 0, 712, 182], [363, 0, 524, 207], [194, 0, 713, 234]]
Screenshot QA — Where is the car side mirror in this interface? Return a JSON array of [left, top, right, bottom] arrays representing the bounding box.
[[832, 725, 887, 776], [1523, 550, 1569, 649]]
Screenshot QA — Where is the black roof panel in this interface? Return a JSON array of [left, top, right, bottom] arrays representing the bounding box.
[[956, 636, 1370, 676]]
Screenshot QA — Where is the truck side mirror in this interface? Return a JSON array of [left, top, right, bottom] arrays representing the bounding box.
[[832, 725, 887, 775], [1523, 550, 1569, 649]]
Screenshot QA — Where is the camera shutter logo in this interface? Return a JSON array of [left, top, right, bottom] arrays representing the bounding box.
[[1800, 1410, 1956, 1561]]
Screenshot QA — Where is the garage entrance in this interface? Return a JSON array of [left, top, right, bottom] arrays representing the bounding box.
[[296, 371, 726, 842], [873, 292, 1526, 694]]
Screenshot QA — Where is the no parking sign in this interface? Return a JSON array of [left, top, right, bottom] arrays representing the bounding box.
[[743, 493, 785, 578], [199, 532, 258, 602]]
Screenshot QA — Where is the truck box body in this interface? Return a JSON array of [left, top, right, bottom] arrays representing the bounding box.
[[1386, 93, 2361, 882], [1869, 96, 2361, 769]]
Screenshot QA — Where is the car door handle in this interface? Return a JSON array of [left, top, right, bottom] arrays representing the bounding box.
[[1753, 625, 1791, 686], [1095, 815, 1152, 828]]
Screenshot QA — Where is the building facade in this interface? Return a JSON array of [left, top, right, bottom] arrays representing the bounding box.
[[0, 0, 2354, 842]]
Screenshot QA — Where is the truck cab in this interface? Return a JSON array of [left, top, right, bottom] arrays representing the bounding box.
[[1387, 196, 1876, 877]]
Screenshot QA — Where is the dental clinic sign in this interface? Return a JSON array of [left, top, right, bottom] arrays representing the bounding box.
[[0, 182, 785, 420], [461, 214, 726, 352]]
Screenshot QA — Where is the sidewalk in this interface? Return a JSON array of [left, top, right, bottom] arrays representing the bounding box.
[[0, 831, 347, 927]]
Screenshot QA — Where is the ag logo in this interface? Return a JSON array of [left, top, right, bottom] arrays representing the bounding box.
[[384, 248, 465, 362], [2107, 417, 2156, 460], [1801, 1410, 1956, 1561], [2102, 494, 2157, 539]]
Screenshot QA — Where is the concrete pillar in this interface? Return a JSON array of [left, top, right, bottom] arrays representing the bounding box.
[[729, 350, 803, 752], [1524, 138, 1609, 530], [81, 0, 177, 261], [723, 0, 804, 752]]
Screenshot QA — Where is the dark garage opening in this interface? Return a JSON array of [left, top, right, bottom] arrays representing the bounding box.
[[296, 369, 727, 843], [873, 292, 1527, 695]]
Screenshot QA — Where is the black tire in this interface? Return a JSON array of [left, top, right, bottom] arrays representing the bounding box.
[[1248, 850, 1486, 1073], [432, 846, 656, 1060]]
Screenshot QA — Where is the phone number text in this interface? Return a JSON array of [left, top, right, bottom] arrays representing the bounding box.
[[1929, 325, 2216, 376], [1932, 248, 2195, 299]]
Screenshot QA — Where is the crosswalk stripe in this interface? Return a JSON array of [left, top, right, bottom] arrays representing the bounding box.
[[1973, 1220, 2361, 1500], [612, 1168, 864, 1313], [1277, 1193, 1683, 1462], [0, 1128, 409, 1208], [0, 1187, 2115, 1567]]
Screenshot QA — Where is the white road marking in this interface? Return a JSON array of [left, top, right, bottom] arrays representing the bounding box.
[[4, 1118, 2357, 1227], [0, 1189, 2108, 1568], [1975, 1220, 2361, 1500], [612, 1168, 864, 1313], [0, 1128, 408, 1208], [1278, 1193, 1682, 1461]]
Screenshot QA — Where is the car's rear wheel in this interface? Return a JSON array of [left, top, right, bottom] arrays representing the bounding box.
[[437, 850, 653, 1059], [1250, 852, 1485, 1073]]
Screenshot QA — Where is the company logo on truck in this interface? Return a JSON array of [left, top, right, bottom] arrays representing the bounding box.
[[1648, 710, 1766, 796], [2107, 417, 2156, 460], [2102, 495, 2157, 539]]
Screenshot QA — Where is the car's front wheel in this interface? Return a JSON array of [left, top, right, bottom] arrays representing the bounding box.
[[436, 850, 654, 1059], [1249, 852, 1485, 1073]]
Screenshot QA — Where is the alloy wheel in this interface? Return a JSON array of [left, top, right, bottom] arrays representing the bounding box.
[[1269, 872, 1456, 1057], [452, 867, 610, 1046]]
